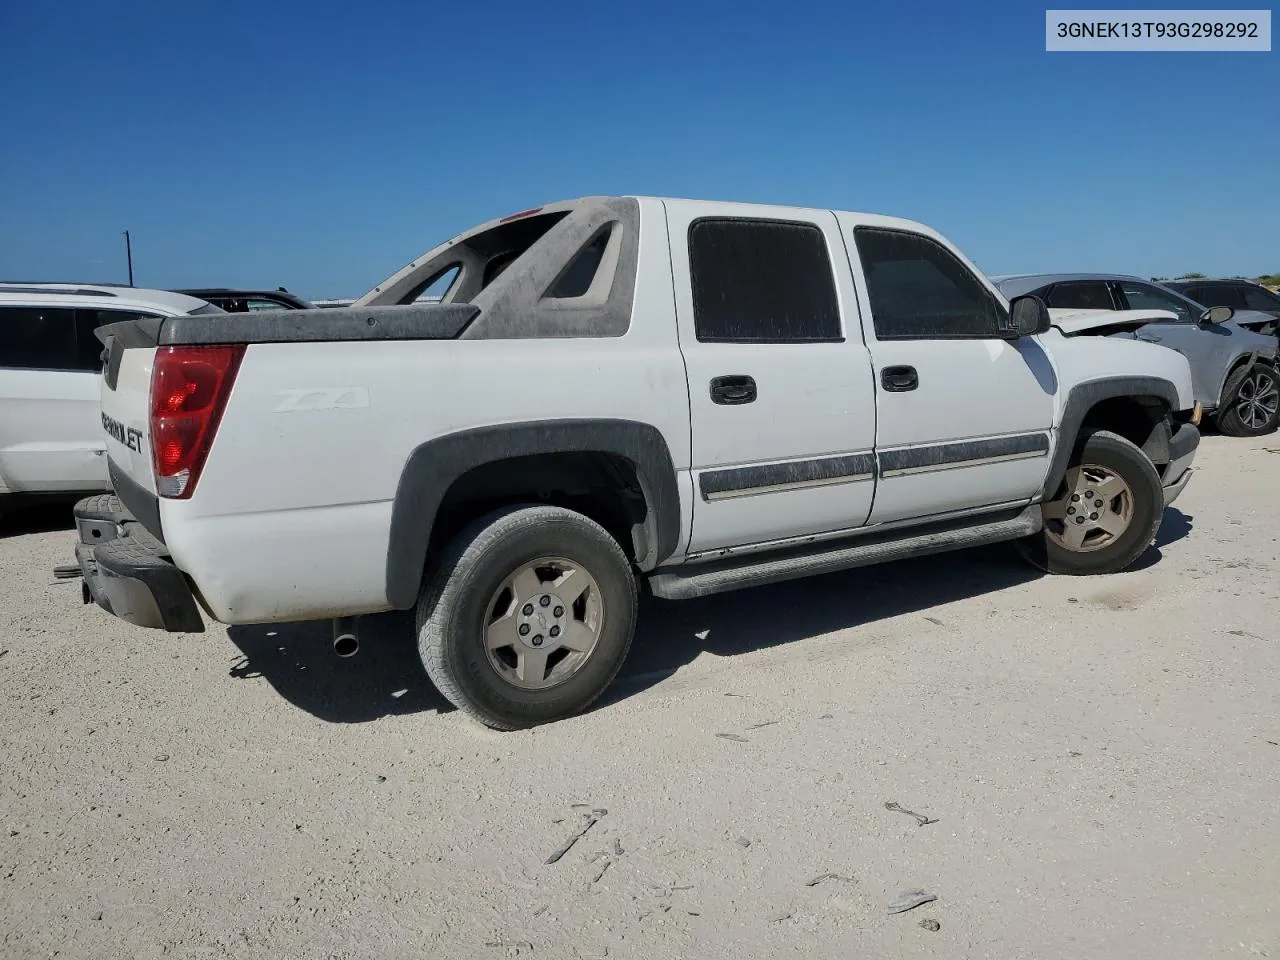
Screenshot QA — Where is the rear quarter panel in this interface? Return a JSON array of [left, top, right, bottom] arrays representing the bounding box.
[[162, 199, 692, 623]]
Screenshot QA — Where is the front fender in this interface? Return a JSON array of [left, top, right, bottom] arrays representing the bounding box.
[[1043, 376, 1182, 499]]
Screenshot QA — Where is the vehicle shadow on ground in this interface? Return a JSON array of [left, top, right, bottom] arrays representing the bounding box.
[[227, 612, 453, 723], [225, 509, 1194, 724], [1154, 506, 1192, 548], [613, 506, 1194, 701], [0, 503, 76, 539]]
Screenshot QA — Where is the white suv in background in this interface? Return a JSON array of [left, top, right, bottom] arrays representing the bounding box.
[[0, 283, 221, 511]]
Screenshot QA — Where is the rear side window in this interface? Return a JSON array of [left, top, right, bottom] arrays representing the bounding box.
[[854, 228, 1005, 339], [688, 219, 841, 343], [1243, 285, 1280, 312], [1043, 281, 1115, 311], [1195, 284, 1249, 309], [1, 307, 80, 370], [414, 265, 460, 302], [548, 228, 611, 299], [0, 307, 163, 373]]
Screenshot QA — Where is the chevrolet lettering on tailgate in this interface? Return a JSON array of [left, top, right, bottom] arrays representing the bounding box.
[[102, 412, 145, 453]]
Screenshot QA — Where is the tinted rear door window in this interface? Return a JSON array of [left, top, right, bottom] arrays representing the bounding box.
[[73, 309, 151, 372], [688, 219, 841, 343], [1243, 285, 1280, 313], [1, 307, 79, 370], [1195, 284, 1249, 309]]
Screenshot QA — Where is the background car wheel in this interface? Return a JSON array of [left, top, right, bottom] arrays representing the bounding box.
[[1017, 430, 1163, 576], [416, 504, 637, 730], [1216, 364, 1280, 437]]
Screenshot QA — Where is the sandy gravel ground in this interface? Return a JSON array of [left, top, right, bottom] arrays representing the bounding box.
[[2, 434, 1278, 960]]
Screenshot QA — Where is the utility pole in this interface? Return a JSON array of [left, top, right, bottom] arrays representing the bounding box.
[[123, 230, 134, 286]]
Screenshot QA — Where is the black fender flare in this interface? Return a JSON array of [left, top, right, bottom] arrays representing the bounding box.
[[1043, 376, 1181, 499], [385, 419, 681, 609]]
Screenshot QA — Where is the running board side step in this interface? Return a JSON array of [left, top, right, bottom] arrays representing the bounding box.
[[646, 506, 1042, 600]]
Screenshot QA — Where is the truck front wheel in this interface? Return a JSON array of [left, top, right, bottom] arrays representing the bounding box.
[[415, 505, 637, 730], [1017, 430, 1164, 576]]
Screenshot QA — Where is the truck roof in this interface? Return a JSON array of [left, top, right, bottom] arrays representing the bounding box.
[[459, 195, 939, 240], [630, 195, 936, 230]]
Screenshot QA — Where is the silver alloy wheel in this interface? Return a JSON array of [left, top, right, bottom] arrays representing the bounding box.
[[482, 556, 605, 690], [1234, 371, 1280, 430], [1042, 464, 1134, 553]]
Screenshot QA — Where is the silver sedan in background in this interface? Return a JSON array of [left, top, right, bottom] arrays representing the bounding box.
[[995, 273, 1280, 436]]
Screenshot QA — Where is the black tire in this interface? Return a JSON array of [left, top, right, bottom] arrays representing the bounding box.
[[415, 504, 637, 730], [1215, 364, 1280, 437], [1016, 429, 1163, 576]]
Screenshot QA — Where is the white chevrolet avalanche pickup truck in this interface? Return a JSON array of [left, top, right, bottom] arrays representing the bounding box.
[[67, 197, 1200, 729]]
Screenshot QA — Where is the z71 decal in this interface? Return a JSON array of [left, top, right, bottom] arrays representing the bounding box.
[[102, 413, 144, 453], [272, 387, 370, 413]]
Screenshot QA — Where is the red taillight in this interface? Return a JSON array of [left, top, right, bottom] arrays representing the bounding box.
[[149, 344, 244, 499], [500, 206, 544, 222]]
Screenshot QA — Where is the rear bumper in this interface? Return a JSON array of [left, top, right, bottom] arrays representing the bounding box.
[[69, 495, 204, 633], [1162, 422, 1199, 507]]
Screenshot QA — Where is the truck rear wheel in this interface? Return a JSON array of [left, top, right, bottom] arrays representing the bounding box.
[[1017, 430, 1163, 576], [415, 505, 637, 730]]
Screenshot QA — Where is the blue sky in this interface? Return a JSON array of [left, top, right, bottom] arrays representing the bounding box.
[[1, 0, 1275, 298]]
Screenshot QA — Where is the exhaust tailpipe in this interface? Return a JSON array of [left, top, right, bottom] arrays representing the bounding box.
[[333, 616, 360, 658]]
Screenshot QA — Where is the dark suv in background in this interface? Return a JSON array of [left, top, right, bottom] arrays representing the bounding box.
[[175, 288, 312, 313], [1166, 279, 1280, 333]]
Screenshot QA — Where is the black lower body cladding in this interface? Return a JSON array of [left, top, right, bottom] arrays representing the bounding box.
[[1167, 420, 1199, 463], [70, 494, 203, 633], [877, 433, 1049, 476], [1042, 377, 1182, 499], [698, 452, 875, 500], [384, 419, 681, 610]]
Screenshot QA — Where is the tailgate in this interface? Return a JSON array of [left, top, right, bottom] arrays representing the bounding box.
[[98, 324, 159, 497]]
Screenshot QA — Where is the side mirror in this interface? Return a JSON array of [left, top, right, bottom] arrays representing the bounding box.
[[1006, 295, 1051, 338], [1199, 305, 1234, 326]]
